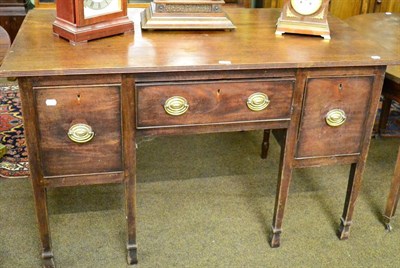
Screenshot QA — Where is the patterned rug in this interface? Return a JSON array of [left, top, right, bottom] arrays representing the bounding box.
[[375, 100, 400, 137], [0, 82, 29, 179]]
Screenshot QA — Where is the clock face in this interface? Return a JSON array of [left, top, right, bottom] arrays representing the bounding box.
[[83, 0, 121, 19], [290, 0, 323, 16]]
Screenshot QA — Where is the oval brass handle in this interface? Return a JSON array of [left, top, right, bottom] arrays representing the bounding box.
[[247, 92, 270, 112], [325, 109, 347, 127], [68, 123, 95, 143], [164, 96, 189, 116]]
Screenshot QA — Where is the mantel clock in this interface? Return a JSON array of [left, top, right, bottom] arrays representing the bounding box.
[[276, 0, 331, 39], [53, 0, 134, 45]]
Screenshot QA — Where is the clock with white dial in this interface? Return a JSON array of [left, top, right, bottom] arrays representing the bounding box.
[[290, 0, 323, 16], [276, 0, 330, 39], [83, 0, 122, 19], [53, 0, 133, 44]]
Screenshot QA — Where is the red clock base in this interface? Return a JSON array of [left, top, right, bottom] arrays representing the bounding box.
[[53, 16, 134, 45]]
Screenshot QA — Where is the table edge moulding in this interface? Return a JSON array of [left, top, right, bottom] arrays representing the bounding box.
[[0, 7, 399, 267]]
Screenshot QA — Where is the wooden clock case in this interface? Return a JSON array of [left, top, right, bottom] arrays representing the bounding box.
[[276, 0, 331, 39], [53, 0, 134, 45]]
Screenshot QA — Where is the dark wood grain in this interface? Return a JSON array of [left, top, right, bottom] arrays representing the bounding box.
[[137, 79, 294, 128], [345, 13, 400, 230], [42, 172, 124, 188], [18, 77, 55, 267], [270, 68, 307, 247], [1, 8, 399, 77], [345, 13, 400, 138], [297, 75, 373, 158], [137, 120, 290, 137], [121, 75, 138, 264], [35, 84, 123, 177], [1, 8, 398, 266], [345, 13, 400, 84], [338, 66, 386, 239]]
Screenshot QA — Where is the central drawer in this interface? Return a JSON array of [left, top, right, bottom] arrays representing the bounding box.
[[136, 79, 294, 128]]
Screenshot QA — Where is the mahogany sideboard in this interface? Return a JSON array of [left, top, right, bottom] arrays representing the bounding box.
[[0, 8, 399, 267]]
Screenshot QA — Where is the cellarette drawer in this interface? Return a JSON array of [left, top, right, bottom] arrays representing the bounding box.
[[296, 76, 374, 158], [35, 85, 123, 177], [136, 79, 294, 129]]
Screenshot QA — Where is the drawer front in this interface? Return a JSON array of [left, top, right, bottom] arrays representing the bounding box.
[[35, 85, 122, 177], [136, 80, 294, 128], [296, 76, 374, 158]]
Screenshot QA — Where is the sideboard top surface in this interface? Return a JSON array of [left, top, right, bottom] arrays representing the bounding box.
[[1, 8, 399, 77]]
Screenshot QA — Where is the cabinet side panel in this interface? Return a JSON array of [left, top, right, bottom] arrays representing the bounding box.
[[56, 0, 76, 23]]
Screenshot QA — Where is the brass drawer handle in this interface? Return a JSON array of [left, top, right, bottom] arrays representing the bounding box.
[[325, 109, 347, 127], [247, 92, 270, 112], [68, 123, 95, 143], [164, 96, 189, 116]]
